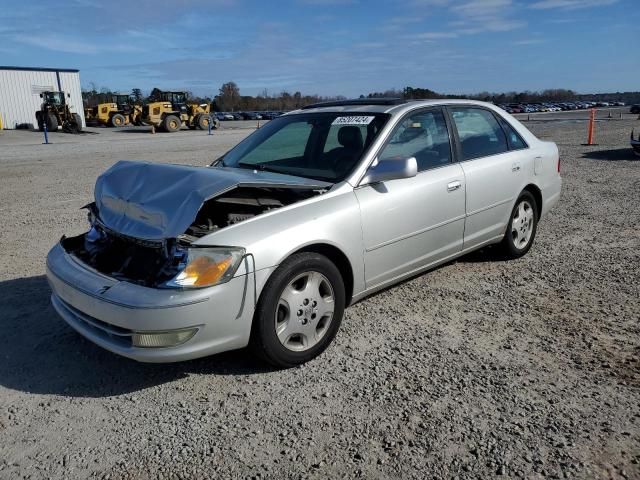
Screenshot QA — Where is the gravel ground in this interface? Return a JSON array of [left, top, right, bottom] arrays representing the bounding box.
[[0, 111, 639, 479]]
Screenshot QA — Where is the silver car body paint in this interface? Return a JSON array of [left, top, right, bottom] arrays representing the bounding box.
[[47, 100, 562, 362]]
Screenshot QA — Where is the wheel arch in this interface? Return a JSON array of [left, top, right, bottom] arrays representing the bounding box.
[[288, 243, 355, 306], [522, 183, 542, 219]]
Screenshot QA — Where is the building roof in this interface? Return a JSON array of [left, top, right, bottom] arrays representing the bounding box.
[[0, 66, 79, 73]]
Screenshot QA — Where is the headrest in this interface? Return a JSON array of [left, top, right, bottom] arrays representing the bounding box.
[[338, 126, 364, 150]]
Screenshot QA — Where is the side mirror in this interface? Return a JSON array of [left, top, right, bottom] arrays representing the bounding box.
[[360, 157, 418, 185], [39, 93, 43, 98]]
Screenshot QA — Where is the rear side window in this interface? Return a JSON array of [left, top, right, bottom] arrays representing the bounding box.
[[450, 107, 509, 160], [498, 117, 528, 150]]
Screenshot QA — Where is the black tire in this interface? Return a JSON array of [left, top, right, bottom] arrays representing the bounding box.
[[197, 114, 210, 130], [499, 190, 538, 259], [46, 113, 58, 132], [250, 252, 345, 368], [73, 113, 82, 132], [163, 115, 181, 133], [36, 112, 44, 131], [110, 113, 125, 128]]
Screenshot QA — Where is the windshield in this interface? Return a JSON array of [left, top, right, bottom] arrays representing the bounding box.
[[45, 92, 64, 105], [218, 112, 390, 182], [160, 92, 186, 104]]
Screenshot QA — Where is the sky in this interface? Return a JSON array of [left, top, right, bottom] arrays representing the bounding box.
[[0, 0, 637, 98]]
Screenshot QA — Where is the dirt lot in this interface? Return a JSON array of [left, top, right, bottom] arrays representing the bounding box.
[[0, 111, 639, 479]]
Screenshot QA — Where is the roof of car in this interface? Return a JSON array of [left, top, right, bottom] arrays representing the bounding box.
[[287, 98, 499, 116]]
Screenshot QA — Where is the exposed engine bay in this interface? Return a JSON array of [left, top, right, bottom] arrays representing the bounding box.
[[182, 186, 319, 241], [62, 186, 323, 287]]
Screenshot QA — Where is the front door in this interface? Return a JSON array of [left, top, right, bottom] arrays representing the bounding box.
[[355, 108, 466, 289]]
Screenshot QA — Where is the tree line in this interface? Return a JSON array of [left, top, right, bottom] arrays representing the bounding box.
[[81, 81, 346, 112], [82, 81, 640, 112], [366, 87, 640, 105]]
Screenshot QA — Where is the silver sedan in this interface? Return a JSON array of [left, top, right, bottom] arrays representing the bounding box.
[[46, 99, 562, 367]]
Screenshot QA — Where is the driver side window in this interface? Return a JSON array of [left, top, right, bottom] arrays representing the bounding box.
[[379, 109, 452, 172]]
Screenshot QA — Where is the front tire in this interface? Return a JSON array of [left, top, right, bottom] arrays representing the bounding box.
[[46, 113, 58, 132], [73, 113, 82, 132], [499, 191, 538, 258], [250, 252, 345, 368], [196, 114, 210, 130]]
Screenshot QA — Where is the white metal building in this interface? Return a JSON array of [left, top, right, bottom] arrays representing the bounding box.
[[0, 66, 85, 129]]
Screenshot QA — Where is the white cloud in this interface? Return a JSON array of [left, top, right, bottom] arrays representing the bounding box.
[[452, 0, 512, 17], [415, 31, 459, 39], [11, 33, 144, 55], [529, 0, 618, 9], [513, 38, 546, 45]]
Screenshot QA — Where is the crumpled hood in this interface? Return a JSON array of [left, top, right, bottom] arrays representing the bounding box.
[[94, 160, 331, 240]]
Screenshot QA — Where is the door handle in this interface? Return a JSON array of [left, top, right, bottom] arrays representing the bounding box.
[[447, 180, 462, 192]]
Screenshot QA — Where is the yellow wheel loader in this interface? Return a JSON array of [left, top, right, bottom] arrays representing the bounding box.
[[35, 91, 82, 133], [94, 94, 145, 127], [142, 91, 218, 132]]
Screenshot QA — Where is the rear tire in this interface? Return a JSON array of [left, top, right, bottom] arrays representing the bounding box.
[[46, 113, 58, 132], [250, 252, 345, 368], [499, 191, 538, 259], [163, 115, 181, 133], [110, 113, 125, 128], [36, 112, 44, 131]]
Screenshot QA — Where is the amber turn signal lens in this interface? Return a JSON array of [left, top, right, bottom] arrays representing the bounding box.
[[183, 256, 233, 287]]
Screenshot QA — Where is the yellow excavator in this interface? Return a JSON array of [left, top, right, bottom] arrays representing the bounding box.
[[87, 93, 144, 127], [142, 91, 217, 132]]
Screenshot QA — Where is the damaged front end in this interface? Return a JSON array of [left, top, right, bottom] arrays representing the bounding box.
[[61, 161, 330, 288], [61, 205, 193, 288]]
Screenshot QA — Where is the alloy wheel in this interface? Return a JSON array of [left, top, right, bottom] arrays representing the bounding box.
[[511, 199, 534, 250], [274, 271, 335, 352]]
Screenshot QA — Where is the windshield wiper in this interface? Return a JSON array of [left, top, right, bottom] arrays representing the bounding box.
[[236, 162, 334, 183], [237, 162, 286, 174]]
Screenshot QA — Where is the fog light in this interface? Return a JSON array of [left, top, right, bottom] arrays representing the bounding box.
[[132, 328, 198, 348]]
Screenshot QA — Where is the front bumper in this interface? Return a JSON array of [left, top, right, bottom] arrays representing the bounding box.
[[46, 242, 260, 362]]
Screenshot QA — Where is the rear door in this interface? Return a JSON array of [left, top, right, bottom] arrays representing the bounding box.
[[355, 107, 466, 288], [447, 106, 528, 249]]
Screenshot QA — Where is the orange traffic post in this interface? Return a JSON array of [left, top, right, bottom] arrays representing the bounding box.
[[583, 108, 597, 145]]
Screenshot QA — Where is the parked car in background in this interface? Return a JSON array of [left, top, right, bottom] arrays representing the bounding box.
[[231, 113, 243, 121], [260, 111, 280, 120], [243, 112, 262, 120], [46, 98, 562, 367], [630, 105, 640, 114]]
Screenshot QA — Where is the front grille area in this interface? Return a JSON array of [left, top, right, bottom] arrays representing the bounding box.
[[53, 294, 133, 347]]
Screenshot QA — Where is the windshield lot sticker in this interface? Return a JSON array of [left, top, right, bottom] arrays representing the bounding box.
[[332, 116, 375, 126]]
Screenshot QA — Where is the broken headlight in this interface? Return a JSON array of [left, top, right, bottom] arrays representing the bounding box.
[[163, 247, 245, 289]]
